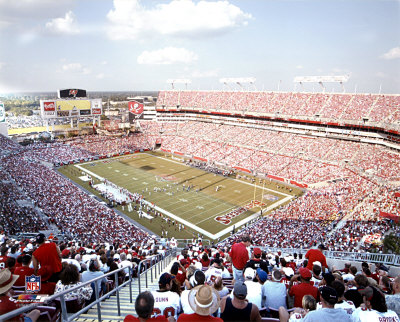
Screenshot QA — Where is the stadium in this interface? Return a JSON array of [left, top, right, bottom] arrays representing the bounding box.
[[0, 85, 400, 321], [0, 0, 399, 320]]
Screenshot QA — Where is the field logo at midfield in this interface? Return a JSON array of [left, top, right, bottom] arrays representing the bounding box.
[[161, 175, 177, 181], [214, 200, 266, 225]]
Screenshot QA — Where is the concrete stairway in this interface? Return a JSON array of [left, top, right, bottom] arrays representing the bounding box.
[[74, 274, 161, 322]]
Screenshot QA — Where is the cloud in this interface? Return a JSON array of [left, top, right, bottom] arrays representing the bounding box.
[[137, 47, 198, 65], [296, 65, 303, 69], [45, 11, 80, 35], [96, 73, 105, 79], [107, 0, 252, 40], [62, 63, 91, 74], [381, 46, 400, 60], [0, 0, 74, 30]]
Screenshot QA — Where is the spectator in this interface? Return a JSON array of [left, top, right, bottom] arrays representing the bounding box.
[[305, 245, 327, 272], [279, 294, 316, 321], [220, 281, 262, 322], [181, 270, 206, 314], [151, 273, 181, 321], [13, 254, 34, 287], [244, 248, 268, 274], [177, 284, 222, 321], [352, 286, 399, 321], [229, 235, 251, 283], [289, 268, 319, 308], [262, 269, 287, 310], [302, 286, 351, 321], [310, 263, 322, 288], [81, 258, 107, 299], [212, 276, 229, 299], [54, 263, 93, 305], [124, 291, 174, 322], [241, 268, 262, 309], [385, 276, 400, 316], [32, 233, 62, 283]]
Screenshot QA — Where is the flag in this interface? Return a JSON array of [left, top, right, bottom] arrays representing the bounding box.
[[128, 101, 144, 115]]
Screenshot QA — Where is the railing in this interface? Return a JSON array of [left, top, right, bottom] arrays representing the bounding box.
[[137, 249, 176, 294], [255, 247, 400, 267], [0, 250, 176, 321]]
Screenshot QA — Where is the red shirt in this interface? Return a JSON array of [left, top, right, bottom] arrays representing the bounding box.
[[289, 282, 319, 308], [177, 313, 223, 321], [229, 243, 249, 270], [0, 294, 19, 321], [305, 249, 327, 270], [33, 242, 62, 275], [124, 315, 169, 321], [13, 266, 35, 286], [0, 256, 8, 269]]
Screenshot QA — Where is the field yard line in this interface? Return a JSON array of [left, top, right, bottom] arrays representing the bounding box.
[[75, 156, 295, 239], [75, 163, 216, 239], [143, 152, 291, 198]]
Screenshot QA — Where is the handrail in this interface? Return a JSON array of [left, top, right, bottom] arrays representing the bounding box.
[[0, 249, 177, 321], [253, 246, 400, 266]]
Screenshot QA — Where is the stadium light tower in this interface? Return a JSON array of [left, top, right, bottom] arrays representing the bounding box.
[[219, 77, 257, 91], [293, 75, 350, 93], [166, 79, 191, 90]]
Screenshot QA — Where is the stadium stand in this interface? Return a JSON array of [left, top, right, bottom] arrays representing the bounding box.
[[0, 89, 400, 320]]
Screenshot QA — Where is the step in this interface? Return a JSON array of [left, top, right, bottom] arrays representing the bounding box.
[[74, 276, 160, 321]]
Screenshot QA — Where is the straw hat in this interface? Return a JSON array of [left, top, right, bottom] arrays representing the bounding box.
[[0, 269, 18, 294], [188, 284, 220, 316]]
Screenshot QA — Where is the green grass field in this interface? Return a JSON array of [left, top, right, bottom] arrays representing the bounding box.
[[58, 152, 301, 241]]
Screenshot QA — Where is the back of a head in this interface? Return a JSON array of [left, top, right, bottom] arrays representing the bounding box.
[[355, 274, 369, 288], [349, 266, 358, 275], [135, 291, 154, 319], [120, 253, 126, 261], [0, 246, 8, 256], [312, 264, 321, 276], [21, 254, 32, 266], [190, 270, 206, 287], [170, 262, 180, 275], [302, 295, 317, 311], [360, 286, 387, 313], [241, 235, 251, 243], [331, 280, 346, 298], [89, 259, 100, 272]]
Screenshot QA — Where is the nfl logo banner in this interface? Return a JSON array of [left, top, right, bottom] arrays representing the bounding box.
[[26, 275, 41, 292]]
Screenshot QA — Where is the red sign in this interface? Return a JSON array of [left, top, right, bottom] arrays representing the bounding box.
[[43, 101, 56, 111], [92, 108, 102, 115], [128, 101, 144, 115], [380, 211, 400, 223]]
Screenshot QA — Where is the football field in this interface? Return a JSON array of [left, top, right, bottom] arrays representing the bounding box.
[[60, 152, 300, 241]]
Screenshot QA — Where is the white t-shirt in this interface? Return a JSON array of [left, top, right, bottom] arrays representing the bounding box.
[[151, 290, 181, 320], [180, 289, 194, 314], [229, 280, 262, 309], [351, 307, 400, 322], [316, 300, 356, 316]]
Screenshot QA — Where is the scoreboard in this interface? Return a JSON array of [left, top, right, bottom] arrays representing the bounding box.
[[40, 98, 102, 119]]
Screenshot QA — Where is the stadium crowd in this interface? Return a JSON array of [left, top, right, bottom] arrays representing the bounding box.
[[157, 90, 400, 125], [0, 231, 399, 321]]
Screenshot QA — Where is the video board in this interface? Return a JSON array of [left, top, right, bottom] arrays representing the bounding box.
[[40, 99, 102, 118]]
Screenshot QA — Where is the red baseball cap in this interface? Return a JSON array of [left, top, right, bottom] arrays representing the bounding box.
[[253, 248, 262, 256], [299, 267, 312, 279]]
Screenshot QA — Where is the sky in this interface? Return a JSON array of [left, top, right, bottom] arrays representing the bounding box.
[[0, 0, 399, 94]]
